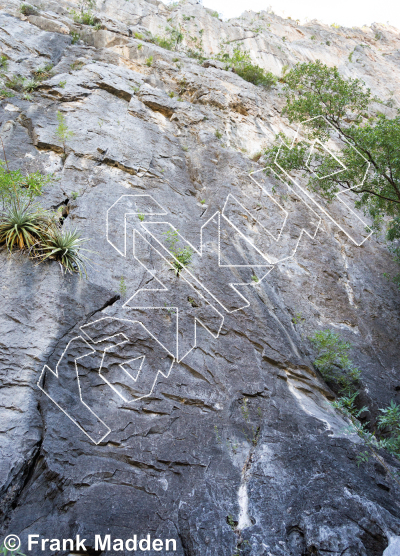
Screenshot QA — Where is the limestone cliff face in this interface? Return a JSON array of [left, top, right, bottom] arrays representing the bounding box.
[[0, 1, 400, 555]]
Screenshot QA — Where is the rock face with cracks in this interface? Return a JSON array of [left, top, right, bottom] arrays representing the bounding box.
[[1, 1, 400, 555]]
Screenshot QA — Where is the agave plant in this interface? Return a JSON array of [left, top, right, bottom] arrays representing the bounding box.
[[39, 227, 90, 276], [0, 202, 54, 251]]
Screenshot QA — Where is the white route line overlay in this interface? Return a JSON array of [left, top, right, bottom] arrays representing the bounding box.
[[37, 317, 175, 445], [40, 115, 373, 443], [126, 229, 224, 362], [271, 115, 373, 246]]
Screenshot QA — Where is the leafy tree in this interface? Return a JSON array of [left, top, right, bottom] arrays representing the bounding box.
[[263, 61, 400, 284]]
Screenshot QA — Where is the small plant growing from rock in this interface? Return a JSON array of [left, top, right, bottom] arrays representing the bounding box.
[[145, 56, 153, 67], [20, 3, 39, 16], [0, 89, 14, 99], [251, 151, 262, 162], [281, 64, 289, 77], [0, 55, 8, 70], [22, 79, 39, 92], [0, 203, 53, 251], [138, 213, 145, 222], [0, 540, 26, 555], [58, 80, 67, 88], [251, 275, 259, 283], [70, 31, 81, 44], [215, 129, 223, 139], [54, 111, 74, 153], [200, 199, 205, 204], [292, 312, 304, 324], [33, 63, 53, 81], [70, 191, 79, 200], [70, 60, 85, 71], [38, 228, 90, 276], [214, 425, 222, 443], [241, 397, 250, 421], [162, 228, 193, 276], [118, 276, 127, 298]]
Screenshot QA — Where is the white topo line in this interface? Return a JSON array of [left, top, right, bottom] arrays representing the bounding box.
[[40, 115, 373, 443]]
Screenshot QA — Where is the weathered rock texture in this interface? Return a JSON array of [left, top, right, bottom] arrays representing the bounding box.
[[1, 1, 400, 555]]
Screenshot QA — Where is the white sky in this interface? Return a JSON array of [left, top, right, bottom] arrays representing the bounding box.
[[201, 0, 400, 30]]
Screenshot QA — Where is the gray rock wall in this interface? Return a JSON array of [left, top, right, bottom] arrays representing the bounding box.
[[0, 1, 400, 554]]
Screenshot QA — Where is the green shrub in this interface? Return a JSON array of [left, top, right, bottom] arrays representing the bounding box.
[[72, 10, 96, 25], [185, 49, 206, 62], [145, 56, 153, 67], [20, 3, 39, 16], [70, 31, 81, 44], [153, 36, 175, 50], [0, 55, 8, 70], [307, 328, 400, 473], [5, 75, 24, 91], [54, 111, 74, 152], [309, 329, 361, 394], [220, 47, 277, 89], [162, 229, 193, 275], [70, 60, 85, 71], [235, 63, 276, 88], [153, 26, 183, 51], [33, 63, 53, 81], [378, 401, 400, 458], [0, 89, 14, 99], [0, 161, 53, 206]]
